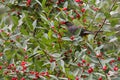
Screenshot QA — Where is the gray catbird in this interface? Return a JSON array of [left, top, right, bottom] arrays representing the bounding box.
[[64, 21, 93, 36], [64, 21, 102, 37]]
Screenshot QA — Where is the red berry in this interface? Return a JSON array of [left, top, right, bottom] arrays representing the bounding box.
[[86, 63, 90, 66], [114, 66, 118, 71], [70, 16, 74, 20], [87, 67, 93, 73], [82, 59, 86, 63], [26, 0, 31, 6], [92, 6, 99, 11], [98, 76, 102, 80], [51, 26, 54, 28], [23, 48, 26, 51], [77, 62, 81, 67], [68, 49, 72, 53], [75, 0, 81, 2], [87, 51, 91, 54], [61, 0, 64, 2], [76, 14, 80, 18], [24, 55, 28, 59], [65, 11, 69, 15], [117, 57, 120, 61], [49, 57, 56, 63], [110, 59, 115, 64], [0, 52, 3, 57], [70, 36, 75, 41], [102, 65, 107, 71], [63, 7, 67, 11], [0, 29, 4, 33], [57, 33, 62, 39], [81, 8, 86, 13], [96, 53, 102, 58], [75, 76, 79, 80], [20, 77, 26, 80], [0, 66, 2, 70], [83, 19, 86, 23], [11, 77, 18, 80]]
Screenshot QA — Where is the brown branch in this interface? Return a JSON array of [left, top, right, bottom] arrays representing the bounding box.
[[94, 0, 117, 40]]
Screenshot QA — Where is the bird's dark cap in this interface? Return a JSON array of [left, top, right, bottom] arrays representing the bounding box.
[[64, 21, 70, 24], [64, 21, 73, 26]]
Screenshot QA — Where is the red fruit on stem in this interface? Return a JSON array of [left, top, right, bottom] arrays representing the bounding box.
[[87, 67, 93, 73]]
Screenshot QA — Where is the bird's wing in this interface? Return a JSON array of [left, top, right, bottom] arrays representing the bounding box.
[[68, 26, 81, 36]]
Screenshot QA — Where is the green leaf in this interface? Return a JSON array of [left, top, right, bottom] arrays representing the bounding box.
[[88, 74, 93, 80], [48, 29, 52, 39], [50, 62, 56, 71], [112, 77, 120, 80], [51, 53, 61, 58], [11, 16, 18, 27], [63, 1, 68, 8], [104, 12, 111, 18], [62, 37, 71, 41], [112, 5, 118, 11], [109, 37, 118, 42], [32, 20, 37, 29], [40, 14, 49, 23], [101, 58, 114, 65], [49, 75, 58, 80], [87, 42, 93, 50], [42, 0, 46, 7], [35, 0, 42, 7], [60, 60, 65, 73], [109, 18, 119, 26]]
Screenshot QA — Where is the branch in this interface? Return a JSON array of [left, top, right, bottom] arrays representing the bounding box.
[[94, 0, 117, 40]]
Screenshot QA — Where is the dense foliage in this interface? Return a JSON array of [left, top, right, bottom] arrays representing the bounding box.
[[0, 0, 120, 80]]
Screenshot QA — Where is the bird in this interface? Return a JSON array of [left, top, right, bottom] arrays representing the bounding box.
[[64, 21, 102, 37]]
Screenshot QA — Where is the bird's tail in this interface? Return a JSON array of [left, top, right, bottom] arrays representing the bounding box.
[[80, 30, 103, 36]]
